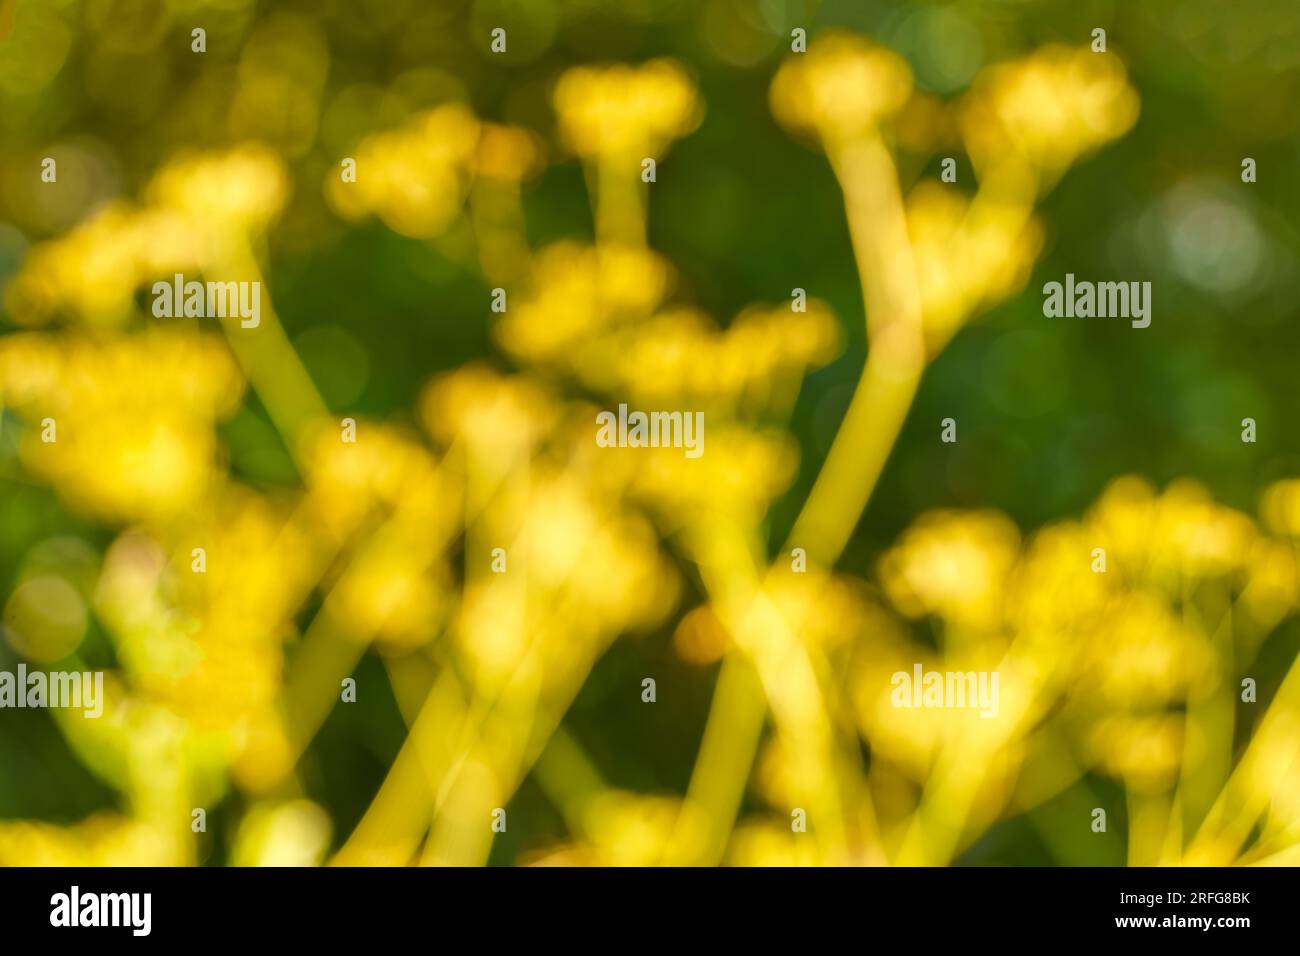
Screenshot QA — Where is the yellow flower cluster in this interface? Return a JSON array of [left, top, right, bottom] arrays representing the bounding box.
[[553, 60, 702, 159], [0, 329, 244, 520], [960, 44, 1141, 183], [146, 146, 289, 235], [905, 183, 1045, 351], [769, 32, 913, 147], [770, 34, 1138, 354], [494, 240, 840, 413], [609, 303, 840, 409], [5, 146, 286, 327], [879, 509, 1021, 631], [850, 476, 1300, 852], [0, 814, 168, 867], [325, 104, 542, 239], [495, 241, 673, 359]]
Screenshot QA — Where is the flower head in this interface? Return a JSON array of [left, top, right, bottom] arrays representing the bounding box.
[[770, 32, 913, 147], [554, 60, 701, 159], [960, 44, 1139, 180]]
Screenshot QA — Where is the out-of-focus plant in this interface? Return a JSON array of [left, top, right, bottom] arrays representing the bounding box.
[[0, 18, 1297, 872]]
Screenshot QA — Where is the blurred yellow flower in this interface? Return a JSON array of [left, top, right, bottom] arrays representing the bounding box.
[[879, 510, 1020, 631], [611, 302, 841, 410], [494, 241, 673, 365], [6, 146, 285, 328], [1261, 478, 1300, 536], [554, 60, 702, 160], [728, 820, 824, 866], [906, 182, 1044, 349], [147, 144, 289, 235], [326, 104, 480, 238], [960, 44, 1140, 181], [1087, 714, 1184, 792], [419, 363, 558, 454], [231, 800, 332, 867], [473, 122, 546, 183], [0, 329, 244, 521], [0, 814, 172, 867], [770, 32, 913, 147]]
